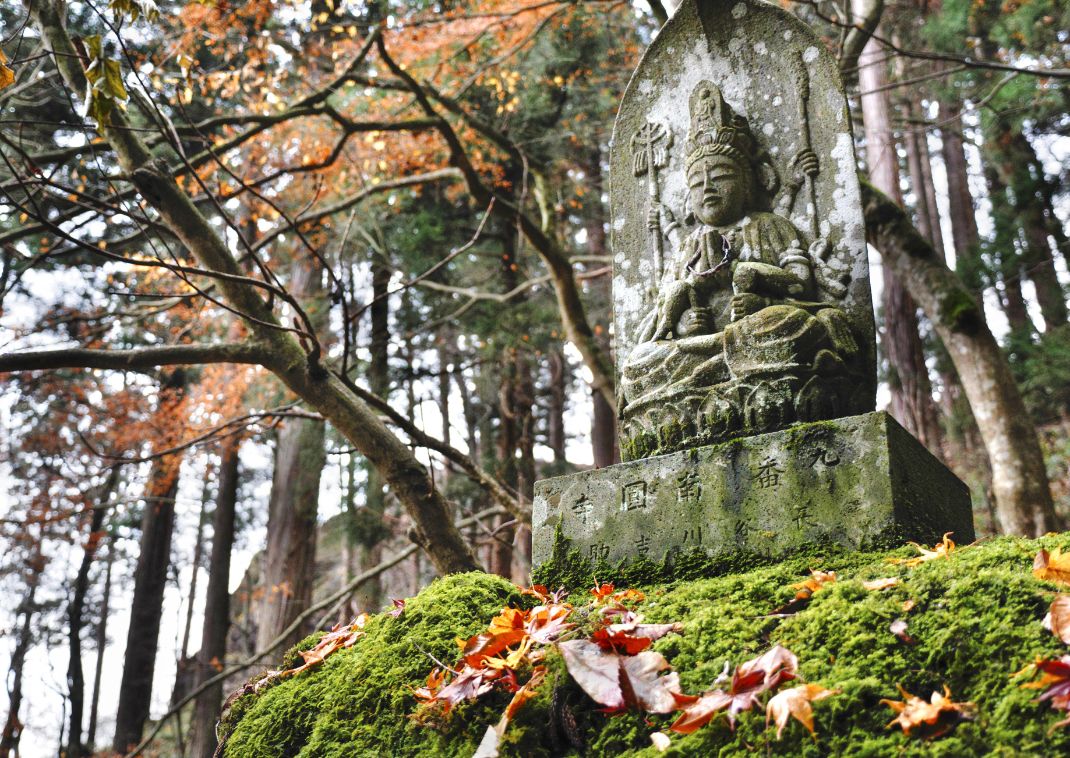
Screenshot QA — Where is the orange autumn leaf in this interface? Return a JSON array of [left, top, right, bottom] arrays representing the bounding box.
[[671, 646, 799, 733], [792, 569, 837, 599], [483, 637, 534, 671], [1044, 595, 1070, 644], [766, 683, 840, 739], [1034, 548, 1070, 586], [590, 582, 615, 601], [0, 50, 14, 90], [889, 533, 956, 567], [412, 668, 447, 703], [504, 666, 546, 721], [881, 685, 976, 739], [1021, 655, 1070, 730], [488, 607, 528, 637]]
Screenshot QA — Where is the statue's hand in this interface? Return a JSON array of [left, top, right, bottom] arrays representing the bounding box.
[[809, 238, 852, 298], [647, 202, 677, 232], [808, 237, 831, 261], [679, 307, 713, 336], [792, 148, 819, 181], [731, 293, 768, 322]]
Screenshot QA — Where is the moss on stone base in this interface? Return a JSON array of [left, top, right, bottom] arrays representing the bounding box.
[[224, 535, 1070, 756]]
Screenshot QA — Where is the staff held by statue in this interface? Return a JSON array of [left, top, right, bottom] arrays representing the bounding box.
[[631, 120, 672, 287]]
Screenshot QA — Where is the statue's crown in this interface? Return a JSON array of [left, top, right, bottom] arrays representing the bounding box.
[[685, 81, 754, 172]]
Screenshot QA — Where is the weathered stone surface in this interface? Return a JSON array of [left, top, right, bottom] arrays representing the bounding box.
[[611, 0, 877, 459], [532, 413, 974, 569]]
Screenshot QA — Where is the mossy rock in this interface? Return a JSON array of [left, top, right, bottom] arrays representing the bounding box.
[[224, 535, 1070, 756]]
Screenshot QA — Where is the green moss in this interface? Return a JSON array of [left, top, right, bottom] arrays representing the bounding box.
[[226, 535, 1070, 756]]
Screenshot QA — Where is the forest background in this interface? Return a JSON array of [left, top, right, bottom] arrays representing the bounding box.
[[0, 0, 1066, 755]]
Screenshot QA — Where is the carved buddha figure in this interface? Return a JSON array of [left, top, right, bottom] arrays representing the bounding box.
[[618, 81, 864, 458]]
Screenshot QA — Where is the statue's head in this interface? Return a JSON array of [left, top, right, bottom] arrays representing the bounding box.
[[685, 82, 767, 226]]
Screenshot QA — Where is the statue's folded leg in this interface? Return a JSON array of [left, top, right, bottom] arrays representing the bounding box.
[[815, 307, 860, 359], [732, 261, 799, 298]]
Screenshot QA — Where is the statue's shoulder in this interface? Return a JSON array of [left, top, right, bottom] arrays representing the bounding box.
[[738, 212, 802, 263]]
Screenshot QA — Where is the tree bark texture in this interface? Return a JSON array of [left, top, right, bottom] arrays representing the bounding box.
[[65, 471, 116, 758], [853, 17, 944, 454], [86, 544, 113, 751], [1, 557, 41, 756], [580, 147, 619, 468], [258, 257, 329, 651], [938, 102, 981, 264], [861, 179, 1059, 536], [112, 376, 188, 752], [987, 121, 1068, 331], [257, 413, 325, 651], [354, 250, 391, 614], [189, 437, 240, 758]]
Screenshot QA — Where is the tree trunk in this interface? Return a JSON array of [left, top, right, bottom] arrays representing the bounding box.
[[86, 542, 114, 752], [938, 104, 980, 263], [257, 417, 324, 650], [854, 16, 944, 453], [546, 350, 567, 463], [982, 164, 1036, 337], [172, 464, 213, 706], [579, 147, 619, 468], [189, 437, 240, 758], [113, 375, 188, 753], [987, 122, 1068, 331], [65, 470, 117, 758], [354, 249, 391, 614], [257, 259, 328, 651], [1, 556, 41, 756], [861, 179, 1059, 536]]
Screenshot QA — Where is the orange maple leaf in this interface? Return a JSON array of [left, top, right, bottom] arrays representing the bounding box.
[[889, 533, 956, 567], [881, 685, 976, 739], [1034, 548, 1070, 586]]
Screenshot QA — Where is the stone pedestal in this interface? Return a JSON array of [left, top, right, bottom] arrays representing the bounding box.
[[532, 412, 973, 569]]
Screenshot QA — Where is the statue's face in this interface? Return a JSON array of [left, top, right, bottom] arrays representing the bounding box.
[[688, 154, 747, 227]]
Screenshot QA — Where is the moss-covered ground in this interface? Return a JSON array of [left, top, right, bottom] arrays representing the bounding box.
[[223, 534, 1070, 756]]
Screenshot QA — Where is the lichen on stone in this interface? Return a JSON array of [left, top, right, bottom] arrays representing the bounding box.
[[224, 535, 1070, 756]]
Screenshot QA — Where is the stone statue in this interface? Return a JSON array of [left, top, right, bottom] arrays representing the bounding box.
[[530, 0, 972, 574], [617, 80, 867, 460], [611, 2, 877, 460]]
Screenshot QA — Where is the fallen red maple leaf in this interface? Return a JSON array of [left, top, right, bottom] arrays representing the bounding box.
[[526, 603, 574, 644], [1023, 654, 1070, 730], [670, 646, 798, 732]]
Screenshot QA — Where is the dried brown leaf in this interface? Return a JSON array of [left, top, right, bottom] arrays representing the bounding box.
[[766, 683, 839, 739], [620, 651, 681, 714], [1044, 596, 1070, 645], [862, 577, 900, 591], [557, 639, 625, 710]]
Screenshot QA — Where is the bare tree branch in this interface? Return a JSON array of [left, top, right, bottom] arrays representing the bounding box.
[[0, 343, 267, 374]]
